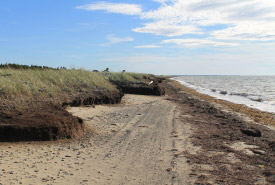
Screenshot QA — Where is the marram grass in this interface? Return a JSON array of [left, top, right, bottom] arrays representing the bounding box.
[[100, 72, 153, 84], [0, 69, 116, 110], [0, 69, 154, 111]]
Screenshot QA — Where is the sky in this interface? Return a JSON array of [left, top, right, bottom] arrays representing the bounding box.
[[1, 0, 275, 75]]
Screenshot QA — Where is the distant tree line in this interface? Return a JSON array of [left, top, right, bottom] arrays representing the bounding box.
[[0, 63, 127, 73], [0, 63, 67, 70]]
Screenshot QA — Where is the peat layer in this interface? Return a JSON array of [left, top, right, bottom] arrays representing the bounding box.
[[112, 77, 165, 96], [163, 80, 275, 184], [0, 77, 165, 141]]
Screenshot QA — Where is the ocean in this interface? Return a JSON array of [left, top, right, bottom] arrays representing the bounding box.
[[173, 76, 275, 113]]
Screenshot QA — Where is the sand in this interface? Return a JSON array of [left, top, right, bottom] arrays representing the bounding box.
[[0, 94, 197, 185]]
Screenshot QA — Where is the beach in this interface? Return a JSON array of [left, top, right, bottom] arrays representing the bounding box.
[[0, 79, 274, 184]]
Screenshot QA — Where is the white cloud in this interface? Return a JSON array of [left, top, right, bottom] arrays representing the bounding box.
[[77, 0, 275, 42], [76, 2, 142, 15], [161, 38, 239, 47], [133, 21, 202, 37], [212, 21, 275, 41], [135, 45, 162, 48], [137, 0, 275, 41], [101, 35, 134, 46]]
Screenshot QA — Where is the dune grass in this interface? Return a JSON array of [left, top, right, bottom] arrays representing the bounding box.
[[100, 72, 154, 84], [0, 68, 156, 111], [0, 69, 116, 111]]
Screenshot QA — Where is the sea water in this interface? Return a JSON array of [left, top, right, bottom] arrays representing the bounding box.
[[173, 76, 275, 113]]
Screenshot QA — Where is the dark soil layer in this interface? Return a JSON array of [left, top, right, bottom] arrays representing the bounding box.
[[0, 89, 123, 142], [116, 82, 165, 96], [112, 78, 165, 96], [62, 88, 124, 107], [163, 80, 275, 184], [0, 104, 84, 142]]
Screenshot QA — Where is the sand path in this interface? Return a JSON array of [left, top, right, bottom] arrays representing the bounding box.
[[0, 95, 196, 185]]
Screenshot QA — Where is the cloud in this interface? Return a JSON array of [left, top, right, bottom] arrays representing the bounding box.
[[136, 0, 275, 41], [101, 35, 134, 46], [132, 21, 202, 37], [161, 38, 239, 47], [76, 2, 142, 15], [135, 45, 162, 48], [212, 21, 275, 41], [77, 1, 275, 42]]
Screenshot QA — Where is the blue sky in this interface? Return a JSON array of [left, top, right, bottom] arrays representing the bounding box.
[[1, 0, 275, 75]]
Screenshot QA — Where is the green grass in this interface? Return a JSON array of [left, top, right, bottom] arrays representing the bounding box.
[[0, 69, 116, 110], [100, 72, 154, 84], [0, 69, 156, 111]]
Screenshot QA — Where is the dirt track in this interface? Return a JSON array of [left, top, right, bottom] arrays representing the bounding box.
[[0, 95, 197, 185]]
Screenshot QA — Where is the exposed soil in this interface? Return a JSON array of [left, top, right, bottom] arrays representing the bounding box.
[[0, 103, 84, 142], [115, 82, 165, 96], [0, 88, 124, 141], [62, 88, 123, 107], [111, 78, 165, 96]]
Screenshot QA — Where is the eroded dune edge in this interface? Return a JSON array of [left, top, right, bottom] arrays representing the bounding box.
[[0, 78, 274, 184], [0, 70, 165, 141]]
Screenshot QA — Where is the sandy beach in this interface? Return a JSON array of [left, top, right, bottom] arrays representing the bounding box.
[[0, 94, 196, 185], [0, 81, 275, 184]]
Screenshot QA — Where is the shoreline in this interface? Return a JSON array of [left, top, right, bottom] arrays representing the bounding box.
[[163, 79, 275, 184], [170, 79, 275, 128], [174, 78, 275, 113]]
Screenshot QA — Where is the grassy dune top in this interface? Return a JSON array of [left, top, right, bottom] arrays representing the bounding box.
[[0, 69, 115, 99], [101, 72, 154, 84], [0, 69, 115, 111], [0, 68, 154, 111]]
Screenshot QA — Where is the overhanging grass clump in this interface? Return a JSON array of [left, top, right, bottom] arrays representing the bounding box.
[[100, 72, 165, 96], [0, 69, 116, 111]]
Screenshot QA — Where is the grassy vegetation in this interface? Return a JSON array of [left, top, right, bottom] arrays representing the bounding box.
[[100, 72, 154, 84], [0, 69, 116, 111], [0, 66, 158, 112]]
